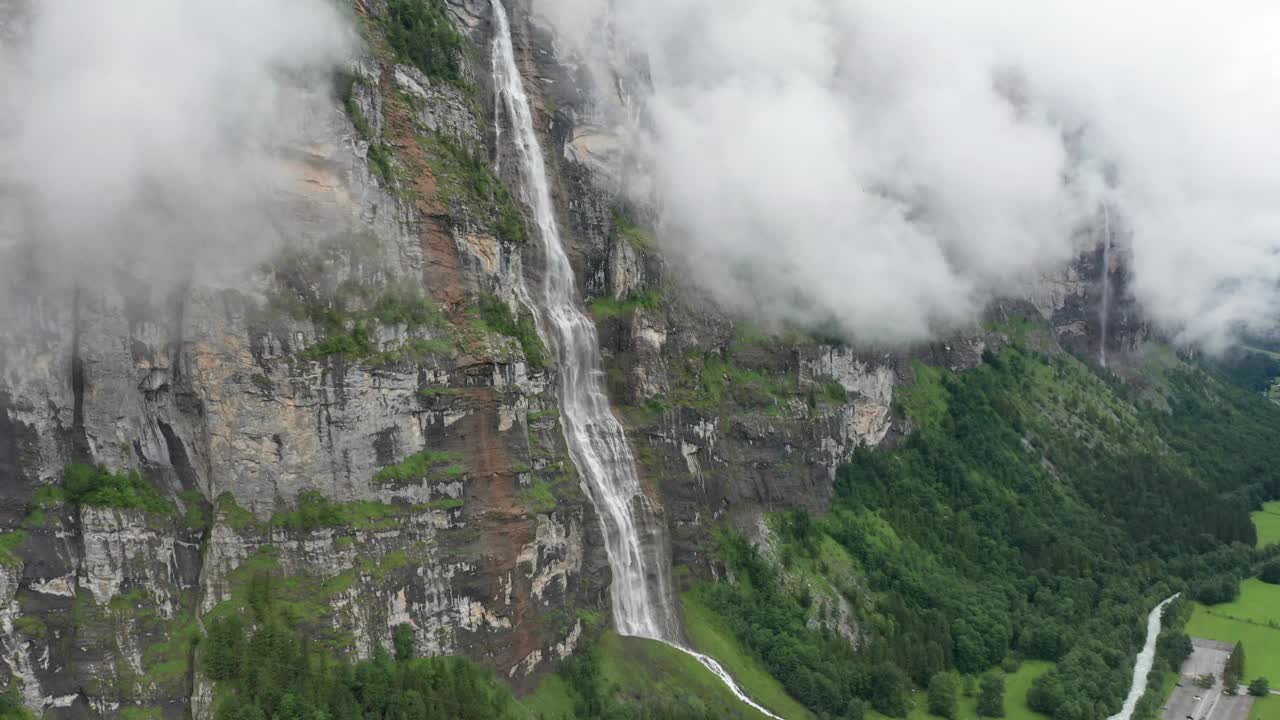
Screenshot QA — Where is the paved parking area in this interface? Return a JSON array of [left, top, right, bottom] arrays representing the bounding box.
[[1162, 639, 1253, 720]]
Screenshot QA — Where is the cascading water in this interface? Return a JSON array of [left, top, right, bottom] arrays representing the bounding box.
[[1107, 594, 1179, 720], [490, 3, 784, 717], [1099, 204, 1113, 368]]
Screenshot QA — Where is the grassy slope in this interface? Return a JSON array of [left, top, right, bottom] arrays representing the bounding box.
[[1186, 580, 1280, 681], [895, 662, 1053, 720], [681, 592, 815, 720], [1254, 501, 1280, 549], [597, 633, 776, 720], [522, 632, 777, 720]]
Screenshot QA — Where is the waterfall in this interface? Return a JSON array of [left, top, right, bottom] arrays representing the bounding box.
[[1107, 594, 1180, 720], [1099, 204, 1113, 368], [490, 3, 784, 717]]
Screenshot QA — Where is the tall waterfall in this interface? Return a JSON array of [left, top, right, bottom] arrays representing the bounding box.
[[1099, 204, 1113, 368], [1107, 594, 1179, 720], [490, 3, 784, 717]]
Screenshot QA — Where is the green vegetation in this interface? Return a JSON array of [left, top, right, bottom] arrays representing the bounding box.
[[269, 491, 427, 532], [977, 673, 1006, 717], [379, 0, 466, 87], [1255, 501, 1280, 548], [0, 531, 25, 568], [367, 141, 397, 187], [667, 351, 797, 414], [1226, 642, 1246, 694], [60, 463, 174, 514], [374, 449, 466, 484], [589, 289, 662, 321], [612, 209, 655, 252], [928, 673, 961, 719], [903, 662, 1049, 720], [285, 281, 452, 362], [141, 613, 202, 693], [217, 492, 259, 530], [1187, 579, 1280, 682], [701, 343, 1274, 720], [679, 591, 814, 720], [1250, 677, 1270, 696], [524, 632, 777, 720], [203, 576, 521, 720], [420, 134, 528, 244], [1194, 578, 1280, 625], [477, 295, 548, 368], [1251, 694, 1276, 720], [0, 686, 35, 720]]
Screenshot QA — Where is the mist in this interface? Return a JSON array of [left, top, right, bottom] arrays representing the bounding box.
[[540, 0, 1280, 349], [0, 0, 353, 293]]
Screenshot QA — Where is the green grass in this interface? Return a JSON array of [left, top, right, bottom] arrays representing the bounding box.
[[373, 450, 466, 484], [269, 492, 419, 532], [588, 289, 661, 321], [1186, 601, 1280, 681], [522, 632, 780, 720], [1250, 693, 1275, 720], [0, 531, 25, 568], [597, 632, 777, 720], [900, 661, 1053, 720], [680, 592, 815, 720], [1199, 579, 1280, 626], [521, 673, 579, 719], [1254, 501, 1280, 548]]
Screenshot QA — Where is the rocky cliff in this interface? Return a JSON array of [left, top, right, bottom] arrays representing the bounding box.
[[0, 1, 1137, 716]]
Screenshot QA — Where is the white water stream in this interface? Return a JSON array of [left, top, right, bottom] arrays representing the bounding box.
[[1107, 594, 1180, 720], [489, 3, 784, 717], [1099, 204, 1113, 368]]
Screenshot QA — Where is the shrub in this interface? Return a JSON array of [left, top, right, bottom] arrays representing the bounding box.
[[62, 463, 173, 513], [1261, 559, 1280, 585]]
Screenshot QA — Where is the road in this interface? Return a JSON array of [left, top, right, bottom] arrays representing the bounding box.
[[1162, 639, 1254, 720]]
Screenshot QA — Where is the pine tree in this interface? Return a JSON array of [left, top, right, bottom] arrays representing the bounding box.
[[1224, 642, 1246, 694]]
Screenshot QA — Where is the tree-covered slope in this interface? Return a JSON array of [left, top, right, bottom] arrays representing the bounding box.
[[687, 341, 1279, 720]]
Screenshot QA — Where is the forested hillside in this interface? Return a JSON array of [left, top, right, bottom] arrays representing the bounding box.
[[682, 338, 1280, 720]]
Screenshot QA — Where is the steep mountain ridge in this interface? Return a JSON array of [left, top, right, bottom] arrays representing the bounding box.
[[0, 1, 1170, 718]]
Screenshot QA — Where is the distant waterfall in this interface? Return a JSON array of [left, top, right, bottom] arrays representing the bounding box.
[[489, 3, 784, 717], [1107, 594, 1179, 720], [1099, 204, 1114, 368]]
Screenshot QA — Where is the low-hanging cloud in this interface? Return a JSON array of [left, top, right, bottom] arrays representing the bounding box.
[[542, 0, 1280, 349], [0, 0, 353, 291]]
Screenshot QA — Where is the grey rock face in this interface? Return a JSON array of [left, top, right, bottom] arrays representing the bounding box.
[[0, 4, 606, 715]]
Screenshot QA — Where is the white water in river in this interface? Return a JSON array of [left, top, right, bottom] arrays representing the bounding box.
[[1099, 204, 1113, 368], [1107, 594, 1179, 720], [489, 4, 784, 717]]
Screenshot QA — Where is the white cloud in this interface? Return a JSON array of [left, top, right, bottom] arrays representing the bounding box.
[[0, 0, 353, 287], [545, 0, 1280, 348]]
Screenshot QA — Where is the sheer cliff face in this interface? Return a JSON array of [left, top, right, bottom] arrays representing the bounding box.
[[0, 1, 1135, 717], [0, 3, 605, 715]]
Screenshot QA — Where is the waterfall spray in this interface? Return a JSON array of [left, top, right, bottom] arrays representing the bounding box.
[[490, 3, 783, 717], [1099, 204, 1113, 368]]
